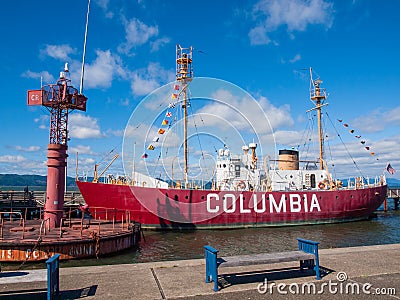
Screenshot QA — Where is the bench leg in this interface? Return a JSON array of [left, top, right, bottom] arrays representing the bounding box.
[[213, 268, 218, 292], [300, 259, 313, 270], [204, 249, 219, 291], [205, 258, 211, 283], [314, 258, 321, 280], [300, 259, 320, 279]]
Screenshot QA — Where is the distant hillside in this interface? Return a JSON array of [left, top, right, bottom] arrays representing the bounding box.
[[387, 177, 400, 188], [0, 174, 77, 188], [1, 173, 398, 189]]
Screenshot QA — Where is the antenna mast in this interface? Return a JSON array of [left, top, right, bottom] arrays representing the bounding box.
[[80, 0, 91, 94], [309, 67, 327, 170], [176, 45, 193, 188]]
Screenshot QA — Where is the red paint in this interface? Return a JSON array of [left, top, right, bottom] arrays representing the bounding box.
[[27, 90, 42, 106], [76, 181, 386, 229], [45, 144, 68, 228]]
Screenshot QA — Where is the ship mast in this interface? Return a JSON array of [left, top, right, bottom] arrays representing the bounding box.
[[176, 45, 193, 187], [309, 67, 327, 170]]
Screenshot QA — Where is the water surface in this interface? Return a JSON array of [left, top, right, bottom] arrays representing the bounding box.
[[4, 202, 399, 271]]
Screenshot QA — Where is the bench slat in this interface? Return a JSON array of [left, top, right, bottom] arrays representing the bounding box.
[[218, 250, 315, 268], [204, 238, 321, 292]]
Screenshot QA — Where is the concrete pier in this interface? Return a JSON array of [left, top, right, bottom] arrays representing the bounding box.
[[0, 243, 399, 299]]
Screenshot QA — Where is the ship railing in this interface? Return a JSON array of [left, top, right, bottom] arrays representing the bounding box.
[[0, 211, 24, 239], [73, 207, 133, 236], [183, 180, 207, 190], [387, 188, 400, 198], [0, 210, 24, 223], [85, 206, 132, 225], [344, 175, 386, 190], [0, 190, 82, 207], [39, 217, 51, 236]]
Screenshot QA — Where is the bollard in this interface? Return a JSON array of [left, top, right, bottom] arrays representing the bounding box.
[[46, 254, 60, 300]]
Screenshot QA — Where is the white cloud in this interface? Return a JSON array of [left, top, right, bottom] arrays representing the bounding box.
[[130, 62, 175, 96], [0, 155, 26, 163], [15, 146, 41, 152], [250, 0, 334, 45], [70, 157, 97, 177], [150, 37, 170, 52], [0, 159, 47, 175], [106, 128, 124, 137], [119, 18, 159, 53], [272, 130, 305, 146], [33, 115, 49, 131], [197, 89, 293, 134], [120, 98, 130, 106], [249, 26, 271, 45], [76, 50, 126, 89], [131, 74, 160, 96], [34, 44, 127, 91], [352, 106, 400, 133], [289, 54, 301, 63], [386, 107, 400, 123], [41, 44, 76, 60], [94, 0, 114, 18], [69, 114, 102, 139], [281, 53, 302, 64], [22, 70, 54, 83], [69, 145, 95, 155]]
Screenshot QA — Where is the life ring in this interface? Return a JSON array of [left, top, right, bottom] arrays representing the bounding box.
[[237, 180, 246, 190], [318, 182, 326, 189]]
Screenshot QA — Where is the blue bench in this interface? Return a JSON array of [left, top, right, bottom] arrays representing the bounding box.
[[204, 238, 321, 292], [46, 254, 60, 300]]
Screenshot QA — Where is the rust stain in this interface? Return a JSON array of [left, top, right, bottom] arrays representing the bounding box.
[[0, 218, 141, 262]]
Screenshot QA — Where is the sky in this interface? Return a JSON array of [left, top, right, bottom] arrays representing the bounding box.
[[0, 0, 399, 182]]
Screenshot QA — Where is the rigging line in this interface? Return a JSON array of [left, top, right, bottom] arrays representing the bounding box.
[[322, 113, 337, 179], [186, 87, 205, 126], [152, 152, 162, 180], [151, 84, 179, 112], [302, 111, 315, 162], [96, 142, 122, 166], [304, 115, 313, 161], [297, 110, 313, 150], [325, 112, 364, 178], [189, 102, 206, 160]]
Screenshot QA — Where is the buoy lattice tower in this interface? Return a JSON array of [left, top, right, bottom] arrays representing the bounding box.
[[28, 64, 88, 228]]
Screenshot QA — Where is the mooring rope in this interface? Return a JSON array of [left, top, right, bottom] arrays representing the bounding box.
[[18, 236, 42, 270]]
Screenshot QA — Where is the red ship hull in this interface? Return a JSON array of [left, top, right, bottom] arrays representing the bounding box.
[[76, 181, 387, 229]]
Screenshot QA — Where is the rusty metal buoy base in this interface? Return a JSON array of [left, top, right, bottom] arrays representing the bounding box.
[[0, 218, 141, 262]]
